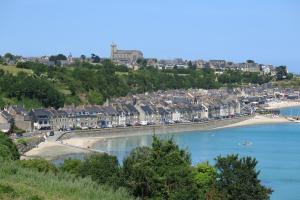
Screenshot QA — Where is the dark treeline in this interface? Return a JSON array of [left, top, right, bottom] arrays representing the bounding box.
[[0, 132, 272, 200], [0, 60, 284, 109]]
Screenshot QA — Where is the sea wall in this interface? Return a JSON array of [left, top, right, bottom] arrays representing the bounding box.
[[59, 116, 252, 140]]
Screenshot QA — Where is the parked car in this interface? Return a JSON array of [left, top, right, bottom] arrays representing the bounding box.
[[140, 121, 148, 126], [49, 131, 54, 136]]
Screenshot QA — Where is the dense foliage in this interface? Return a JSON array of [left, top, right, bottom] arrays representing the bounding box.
[[215, 155, 273, 200], [0, 132, 272, 200], [0, 71, 64, 109], [0, 132, 20, 160], [1, 59, 280, 109], [123, 137, 199, 199]]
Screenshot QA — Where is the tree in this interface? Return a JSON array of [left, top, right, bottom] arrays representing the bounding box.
[[80, 54, 86, 61], [49, 54, 67, 65], [60, 158, 82, 176], [123, 136, 199, 200], [79, 154, 121, 188], [193, 162, 221, 200], [215, 154, 272, 200], [4, 53, 14, 61], [0, 97, 5, 109], [136, 58, 147, 66], [246, 60, 255, 63], [88, 90, 104, 105], [91, 54, 101, 63], [276, 66, 288, 81], [0, 132, 20, 160]]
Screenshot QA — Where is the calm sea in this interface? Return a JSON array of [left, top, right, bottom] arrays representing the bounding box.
[[92, 106, 300, 200]]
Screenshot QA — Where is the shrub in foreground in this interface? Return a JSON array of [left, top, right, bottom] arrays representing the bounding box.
[[0, 132, 20, 160]]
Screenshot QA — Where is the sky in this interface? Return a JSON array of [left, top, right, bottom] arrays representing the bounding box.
[[0, 0, 299, 72]]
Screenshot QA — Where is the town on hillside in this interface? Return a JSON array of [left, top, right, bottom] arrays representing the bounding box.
[[0, 43, 289, 76], [0, 83, 299, 134]]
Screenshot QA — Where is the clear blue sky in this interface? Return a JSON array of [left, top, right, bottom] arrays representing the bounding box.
[[1, 0, 299, 72]]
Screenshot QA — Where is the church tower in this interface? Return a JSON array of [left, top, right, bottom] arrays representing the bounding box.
[[111, 43, 117, 60]]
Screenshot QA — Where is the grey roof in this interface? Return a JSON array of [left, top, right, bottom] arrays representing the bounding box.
[[125, 104, 139, 115], [141, 105, 155, 115], [103, 106, 118, 116], [11, 105, 27, 114], [1, 110, 13, 122], [30, 109, 52, 121]]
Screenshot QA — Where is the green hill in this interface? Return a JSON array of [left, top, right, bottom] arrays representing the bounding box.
[[0, 64, 33, 75], [0, 161, 133, 200]]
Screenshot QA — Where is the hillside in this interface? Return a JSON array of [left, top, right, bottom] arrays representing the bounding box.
[[0, 60, 289, 110], [0, 64, 33, 75], [0, 161, 133, 200]]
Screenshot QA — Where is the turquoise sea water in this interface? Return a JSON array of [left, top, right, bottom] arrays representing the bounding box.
[[93, 107, 300, 200]]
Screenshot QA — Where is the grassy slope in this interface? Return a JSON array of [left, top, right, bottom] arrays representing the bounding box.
[[0, 161, 134, 200], [0, 65, 33, 75]]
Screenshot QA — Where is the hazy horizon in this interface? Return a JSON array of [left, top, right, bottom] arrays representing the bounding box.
[[1, 0, 299, 72]]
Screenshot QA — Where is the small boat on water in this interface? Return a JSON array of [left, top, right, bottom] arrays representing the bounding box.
[[287, 117, 300, 123], [239, 141, 253, 146]]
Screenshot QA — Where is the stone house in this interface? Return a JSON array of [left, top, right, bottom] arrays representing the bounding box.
[[7, 105, 32, 132]]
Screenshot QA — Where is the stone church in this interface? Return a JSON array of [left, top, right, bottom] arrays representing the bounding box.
[[111, 43, 143, 64]]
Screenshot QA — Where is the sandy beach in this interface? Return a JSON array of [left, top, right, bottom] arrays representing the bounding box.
[[21, 114, 292, 161], [218, 114, 290, 129], [22, 140, 91, 160], [264, 100, 300, 110]]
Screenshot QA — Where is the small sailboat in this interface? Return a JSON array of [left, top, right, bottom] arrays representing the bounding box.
[[242, 141, 253, 146], [239, 141, 253, 146]]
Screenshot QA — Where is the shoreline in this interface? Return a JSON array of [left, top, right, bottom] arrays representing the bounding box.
[[64, 114, 291, 149], [22, 114, 292, 160], [263, 100, 300, 110], [215, 114, 290, 129]]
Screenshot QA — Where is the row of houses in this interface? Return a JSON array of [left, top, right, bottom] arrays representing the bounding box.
[[0, 98, 241, 132], [27, 98, 240, 131], [2, 83, 300, 133]]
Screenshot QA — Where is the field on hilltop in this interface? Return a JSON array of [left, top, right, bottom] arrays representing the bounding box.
[[0, 64, 33, 75]]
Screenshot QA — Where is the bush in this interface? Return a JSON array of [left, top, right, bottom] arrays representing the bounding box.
[[0, 132, 20, 160], [60, 158, 82, 176], [20, 159, 58, 173], [0, 160, 134, 200], [78, 153, 121, 188], [123, 136, 199, 200]]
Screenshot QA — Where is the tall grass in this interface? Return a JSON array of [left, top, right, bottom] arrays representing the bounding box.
[[0, 160, 134, 200]]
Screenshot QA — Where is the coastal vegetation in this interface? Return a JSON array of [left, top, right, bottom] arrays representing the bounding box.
[[0, 132, 272, 200], [0, 57, 292, 110]]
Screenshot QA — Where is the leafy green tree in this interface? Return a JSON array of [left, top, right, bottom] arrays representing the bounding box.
[[16, 61, 48, 76], [0, 132, 20, 160], [0, 97, 5, 109], [79, 153, 121, 188], [60, 158, 83, 176], [4, 53, 14, 61], [80, 54, 86, 61], [88, 91, 105, 105], [123, 136, 199, 200], [193, 162, 219, 199], [91, 54, 100, 63], [122, 147, 154, 197], [215, 154, 272, 200], [246, 60, 255, 63], [276, 66, 288, 81]]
